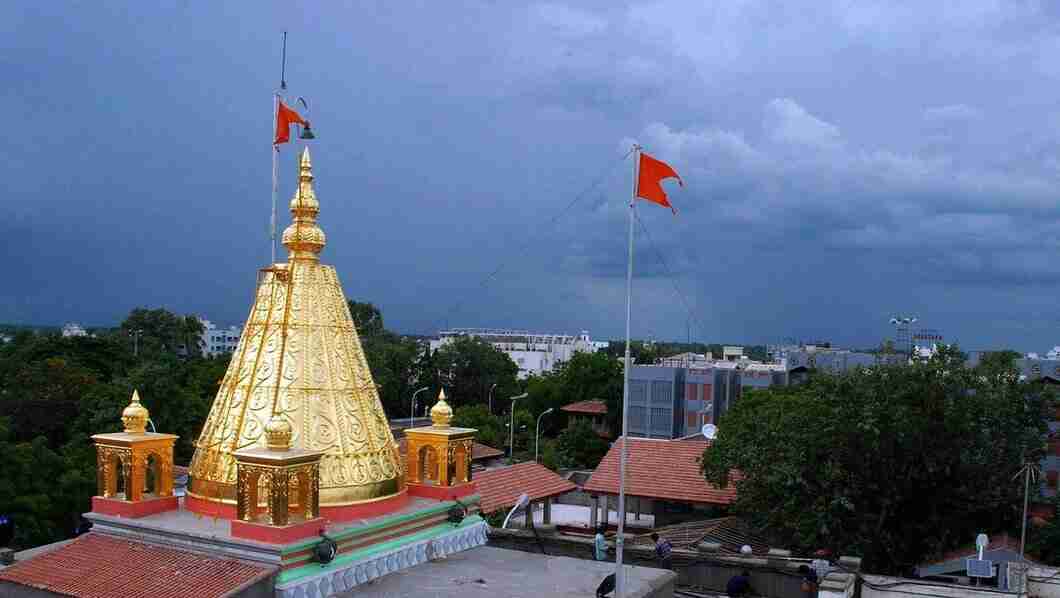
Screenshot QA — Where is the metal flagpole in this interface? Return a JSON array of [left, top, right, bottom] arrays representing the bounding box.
[[271, 32, 288, 266], [615, 143, 640, 598], [271, 96, 278, 265]]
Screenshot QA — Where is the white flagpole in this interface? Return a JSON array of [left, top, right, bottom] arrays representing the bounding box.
[[615, 143, 640, 598], [271, 94, 278, 265]]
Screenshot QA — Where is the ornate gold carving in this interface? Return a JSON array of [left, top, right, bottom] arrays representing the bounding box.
[[430, 390, 453, 427], [121, 390, 149, 434], [190, 149, 402, 507], [234, 453, 322, 526]]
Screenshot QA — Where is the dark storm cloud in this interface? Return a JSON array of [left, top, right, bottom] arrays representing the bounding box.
[[4, 1, 1060, 349]]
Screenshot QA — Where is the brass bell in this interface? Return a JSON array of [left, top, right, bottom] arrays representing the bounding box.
[[299, 121, 316, 140]]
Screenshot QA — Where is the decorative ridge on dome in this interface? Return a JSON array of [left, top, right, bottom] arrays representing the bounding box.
[[430, 389, 453, 428], [121, 389, 149, 434], [282, 146, 326, 261]]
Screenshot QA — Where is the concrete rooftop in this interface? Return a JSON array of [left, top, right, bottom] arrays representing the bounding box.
[[338, 546, 676, 598]]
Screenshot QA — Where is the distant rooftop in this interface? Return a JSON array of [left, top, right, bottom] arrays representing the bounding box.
[[561, 399, 608, 415], [0, 533, 273, 598], [584, 437, 738, 505], [473, 461, 577, 513]]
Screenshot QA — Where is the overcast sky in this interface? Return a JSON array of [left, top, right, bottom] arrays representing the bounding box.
[[5, 1, 1060, 351]]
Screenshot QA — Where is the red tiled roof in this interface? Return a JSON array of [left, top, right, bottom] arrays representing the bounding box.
[[397, 438, 503, 461], [474, 462, 578, 514], [561, 400, 608, 415], [0, 534, 274, 598], [583, 437, 738, 505]]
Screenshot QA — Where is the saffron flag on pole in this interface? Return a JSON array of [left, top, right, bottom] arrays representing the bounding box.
[[636, 151, 683, 213], [274, 99, 308, 146]]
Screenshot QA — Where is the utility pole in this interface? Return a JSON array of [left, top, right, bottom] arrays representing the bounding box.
[[535, 408, 554, 462], [130, 329, 143, 358], [508, 392, 528, 460]]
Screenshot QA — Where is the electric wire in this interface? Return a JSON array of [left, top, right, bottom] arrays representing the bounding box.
[[436, 147, 635, 330], [633, 209, 704, 343]]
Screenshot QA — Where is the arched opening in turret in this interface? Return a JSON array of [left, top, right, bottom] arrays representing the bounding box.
[[418, 445, 439, 485], [144, 453, 161, 496], [452, 443, 469, 484], [110, 453, 126, 498]]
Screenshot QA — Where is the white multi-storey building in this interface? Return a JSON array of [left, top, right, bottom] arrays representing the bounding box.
[[62, 323, 88, 337], [199, 319, 241, 357], [429, 328, 607, 379]]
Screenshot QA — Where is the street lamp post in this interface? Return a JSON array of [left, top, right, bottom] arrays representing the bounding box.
[[410, 387, 429, 430], [488, 383, 498, 415], [129, 329, 143, 358], [535, 408, 554, 463], [508, 392, 528, 460]]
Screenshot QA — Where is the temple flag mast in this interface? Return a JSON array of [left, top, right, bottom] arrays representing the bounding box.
[[271, 32, 287, 265], [614, 145, 683, 598]]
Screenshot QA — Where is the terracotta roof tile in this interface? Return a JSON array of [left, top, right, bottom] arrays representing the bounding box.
[[561, 400, 608, 415], [397, 438, 503, 461], [474, 462, 577, 514], [583, 438, 738, 505], [0, 534, 273, 598]]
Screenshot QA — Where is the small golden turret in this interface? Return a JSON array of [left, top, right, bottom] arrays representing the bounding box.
[[430, 389, 453, 428], [121, 389, 149, 434], [264, 415, 293, 451], [281, 147, 326, 261]]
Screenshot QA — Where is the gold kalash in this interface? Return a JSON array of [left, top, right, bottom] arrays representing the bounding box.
[[188, 148, 404, 507]]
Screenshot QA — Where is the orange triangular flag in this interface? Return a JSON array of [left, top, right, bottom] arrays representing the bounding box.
[[274, 100, 308, 146], [637, 152, 683, 213]]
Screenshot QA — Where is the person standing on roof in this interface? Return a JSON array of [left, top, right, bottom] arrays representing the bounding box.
[[594, 525, 609, 562], [798, 564, 819, 597], [651, 532, 673, 570], [727, 570, 754, 598]]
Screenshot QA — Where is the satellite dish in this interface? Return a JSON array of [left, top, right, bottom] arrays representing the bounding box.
[[702, 424, 718, 440], [741, 545, 753, 555]]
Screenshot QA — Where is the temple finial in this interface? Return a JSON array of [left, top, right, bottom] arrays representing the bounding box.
[[430, 389, 453, 428], [122, 389, 150, 434], [282, 147, 325, 261]]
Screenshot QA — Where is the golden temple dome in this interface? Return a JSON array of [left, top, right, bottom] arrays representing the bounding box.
[[430, 389, 453, 428], [188, 147, 403, 509], [281, 147, 326, 261], [264, 415, 293, 451], [121, 389, 149, 434]]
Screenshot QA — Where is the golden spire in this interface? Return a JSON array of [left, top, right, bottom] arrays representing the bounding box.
[[188, 148, 403, 509], [281, 146, 326, 261], [430, 389, 453, 428], [121, 389, 149, 434]]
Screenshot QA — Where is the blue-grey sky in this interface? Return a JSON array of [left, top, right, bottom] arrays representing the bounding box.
[[4, 1, 1060, 351]]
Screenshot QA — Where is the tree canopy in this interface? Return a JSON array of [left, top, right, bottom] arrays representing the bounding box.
[[430, 336, 520, 409], [0, 310, 228, 550], [701, 345, 1050, 575]]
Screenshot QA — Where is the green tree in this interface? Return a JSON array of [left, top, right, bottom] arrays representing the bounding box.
[[348, 300, 422, 419], [451, 404, 504, 449], [1029, 496, 1060, 565], [432, 337, 519, 408], [555, 418, 609, 470], [121, 308, 202, 357], [525, 351, 622, 437], [701, 345, 1048, 575]]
